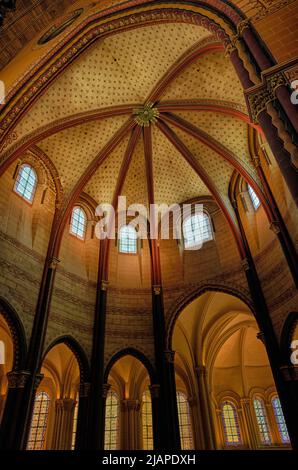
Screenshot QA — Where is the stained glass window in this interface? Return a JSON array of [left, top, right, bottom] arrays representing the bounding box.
[[253, 398, 271, 445], [0, 340, 4, 365], [104, 391, 119, 450], [119, 225, 137, 254], [14, 164, 37, 203], [272, 396, 290, 444], [71, 397, 79, 450], [27, 391, 50, 450], [177, 392, 193, 449], [183, 213, 213, 249], [142, 390, 153, 450], [70, 206, 87, 240], [248, 185, 260, 210], [221, 401, 241, 445]]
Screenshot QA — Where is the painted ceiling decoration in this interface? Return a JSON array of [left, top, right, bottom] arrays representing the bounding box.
[[0, 1, 277, 260]]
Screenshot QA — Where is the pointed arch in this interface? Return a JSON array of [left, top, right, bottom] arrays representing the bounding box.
[[104, 347, 156, 384], [0, 297, 27, 369]]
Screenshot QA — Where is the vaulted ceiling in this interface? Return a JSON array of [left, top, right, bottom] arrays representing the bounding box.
[[1, 2, 266, 238]]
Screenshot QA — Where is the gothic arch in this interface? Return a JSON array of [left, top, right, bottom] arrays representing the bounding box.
[[0, 297, 27, 370], [280, 312, 298, 365], [166, 284, 254, 349], [104, 347, 157, 384], [42, 335, 90, 383]]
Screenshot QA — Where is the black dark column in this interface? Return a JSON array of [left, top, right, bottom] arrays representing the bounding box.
[[149, 384, 160, 449], [151, 287, 181, 450], [74, 382, 90, 450], [234, 203, 298, 449]]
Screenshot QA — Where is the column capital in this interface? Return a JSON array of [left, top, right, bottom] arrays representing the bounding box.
[[100, 280, 109, 291], [251, 154, 261, 168], [7, 370, 31, 389], [149, 384, 160, 399], [269, 221, 281, 235], [248, 88, 274, 124], [49, 257, 60, 269], [236, 19, 250, 37], [121, 399, 140, 412], [153, 284, 162, 296], [267, 72, 287, 96], [79, 382, 91, 398], [224, 41, 237, 57], [240, 397, 251, 406], [164, 349, 175, 363], [102, 383, 111, 398], [241, 257, 250, 272], [195, 365, 208, 377], [55, 398, 76, 411], [279, 365, 298, 381], [188, 396, 197, 407]]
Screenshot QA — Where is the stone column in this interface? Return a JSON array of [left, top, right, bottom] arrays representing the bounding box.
[[51, 398, 76, 450], [0, 393, 6, 422], [149, 384, 160, 450], [195, 366, 215, 449], [240, 398, 258, 449], [74, 382, 90, 450], [120, 399, 140, 450], [187, 396, 202, 450]]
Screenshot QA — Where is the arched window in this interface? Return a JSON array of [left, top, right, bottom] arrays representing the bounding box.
[[248, 185, 260, 210], [70, 206, 87, 240], [176, 391, 193, 450], [272, 396, 290, 444], [27, 391, 50, 450], [71, 396, 79, 450], [253, 398, 271, 445], [183, 213, 213, 249], [104, 391, 119, 450], [142, 390, 153, 450], [0, 340, 4, 365], [221, 401, 241, 445], [119, 225, 137, 254], [14, 164, 37, 203]]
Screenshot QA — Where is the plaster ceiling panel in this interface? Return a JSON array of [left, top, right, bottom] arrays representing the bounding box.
[[121, 135, 149, 210], [173, 110, 260, 183], [84, 133, 130, 206], [168, 123, 236, 221], [37, 114, 128, 196], [161, 51, 246, 107], [13, 22, 209, 140], [151, 126, 210, 207]]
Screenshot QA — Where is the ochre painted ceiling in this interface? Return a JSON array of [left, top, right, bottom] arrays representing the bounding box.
[[2, 9, 264, 224]]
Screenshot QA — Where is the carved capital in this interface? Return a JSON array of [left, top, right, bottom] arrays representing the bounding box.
[[121, 399, 140, 412], [251, 154, 261, 167], [153, 284, 161, 296], [49, 257, 60, 270], [164, 349, 175, 363], [101, 280, 109, 291], [195, 365, 207, 378], [102, 383, 111, 398], [188, 396, 197, 407], [267, 72, 286, 96], [224, 41, 237, 57], [149, 384, 160, 399], [269, 221, 281, 235], [248, 88, 274, 123], [241, 257, 250, 271], [236, 19, 250, 37], [79, 382, 91, 398], [7, 370, 31, 389]]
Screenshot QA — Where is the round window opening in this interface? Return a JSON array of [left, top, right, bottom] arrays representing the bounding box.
[[38, 8, 84, 45]]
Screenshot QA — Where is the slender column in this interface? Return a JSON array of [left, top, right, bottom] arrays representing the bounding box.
[[149, 384, 160, 450], [74, 382, 90, 450], [120, 399, 140, 450], [234, 203, 298, 449], [195, 366, 215, 449], [271, 77, 298, 135], [240, 398, 258, 449], [257, 110, 298, 206], [187, 396, 202, 450], [0, 394, 6, 422], [52, 398, 76, 450]]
